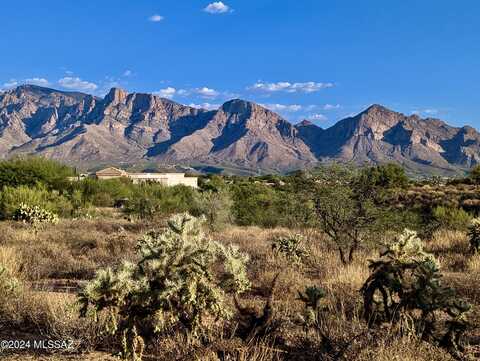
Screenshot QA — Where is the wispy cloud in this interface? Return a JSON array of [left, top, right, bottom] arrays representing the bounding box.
[[204, 2, 232, 14], [323, 103, 341, 110], [2, 77, 50, 89], [412, 108, 439, 116], [308, 113, 328, 121], [58, 77, 98, 92], [193, 87, 219, 98], [189, 102, 221, 110], [148, 14, 164, 22], [174, 87, 221, 99], [260, 103, 303, 113], [154, 87, 177, 99], [2, 79, 19, 89], [249, 81, 334, 93], [26, 77, 50, 86], [123, 70, 133, 77]]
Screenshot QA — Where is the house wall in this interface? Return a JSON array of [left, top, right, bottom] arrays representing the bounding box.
[[93, 168, 198, 188]]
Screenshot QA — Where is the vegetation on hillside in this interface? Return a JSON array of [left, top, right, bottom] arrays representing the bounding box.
[[0, 157, 478, 360]]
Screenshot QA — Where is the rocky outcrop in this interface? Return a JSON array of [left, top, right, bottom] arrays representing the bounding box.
[[1, 85, 479, 174]]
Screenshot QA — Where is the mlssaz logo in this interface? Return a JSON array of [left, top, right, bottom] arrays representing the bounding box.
[[33, 340, 74, 350]]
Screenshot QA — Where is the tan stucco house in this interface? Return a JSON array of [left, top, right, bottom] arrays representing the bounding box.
[[94, 167, 198, 188]]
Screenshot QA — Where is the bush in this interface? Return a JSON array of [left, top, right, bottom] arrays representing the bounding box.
[[0, 157, 74, 190], [432, 206, 471, 231], [271, 234, 309, 264], [231, 182, 282, 227], [0, 185, 72, 219], [358, 163, 409, 189], [74, 178, 133, 207], [125, 184, 200, 220], [13, 203, 59, 226], [79, 213, 251, 359]]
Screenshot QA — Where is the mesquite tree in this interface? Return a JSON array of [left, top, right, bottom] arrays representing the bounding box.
[[314, 176, 377, 264]]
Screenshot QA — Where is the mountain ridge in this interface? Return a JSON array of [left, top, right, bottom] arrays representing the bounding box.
[[1, 84, 479, 175]]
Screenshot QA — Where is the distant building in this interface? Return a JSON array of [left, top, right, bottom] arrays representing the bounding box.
[[94, 167, 198, 188]]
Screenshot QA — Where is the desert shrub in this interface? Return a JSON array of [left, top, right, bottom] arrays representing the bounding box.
[[0, 185, 72, 219], [432, 206, 471, 231], [79, 213, 251, 359], [467, 218, 480, 254], [468, 165, 480, 184], [0, 156, 74, 190], [198, 189, 233, 231], [75, 178, 133, 207], [125, 184, 200, 219], [358, 163, 409, 189], [13, 203, 59, 226], [271, 234, 309, 264], [231, 182, 282, 227], [361, 229, 471, 358]]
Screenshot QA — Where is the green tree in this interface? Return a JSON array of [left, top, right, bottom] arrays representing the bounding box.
[[357, 163, 409, 189], [313, 166, 380, 264], [198, 189, 234, 231], [0, 157, 74, 190]]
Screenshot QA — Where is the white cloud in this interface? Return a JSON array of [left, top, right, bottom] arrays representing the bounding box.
[[194, 87, 220, 98], [260, 103, 303, 112], [154, 87, 177, 99], [308, 113, 328, 121], [25, 77, 50, 86], [148, 14, 164, 22], [151, 85, 224, 100], [189, 102, 220, 110], [412, 108, 439, 116], [58, 77, 98, 92], [323, 103, 341, 110], [123, 70, 133, 77], [2, 79, 19, 89], [204, 2, 231, 14], [249, 81, 334, 93]]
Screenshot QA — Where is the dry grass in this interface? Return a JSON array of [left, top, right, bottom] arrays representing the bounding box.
[[0, 216, 478, 360]]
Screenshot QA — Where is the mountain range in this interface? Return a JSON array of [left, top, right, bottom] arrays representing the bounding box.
[[1, 85, 479, 175]]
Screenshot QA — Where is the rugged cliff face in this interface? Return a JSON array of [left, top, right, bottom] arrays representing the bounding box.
[[0, 85, 479, 174], [294, 104, 480, 174]]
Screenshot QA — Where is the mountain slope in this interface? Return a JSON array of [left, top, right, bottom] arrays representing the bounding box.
[[1, 85, 479, 174], [0, 85, 316, 172], [295, 105, 480, 174]]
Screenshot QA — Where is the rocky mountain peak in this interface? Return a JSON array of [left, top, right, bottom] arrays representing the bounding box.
[[298, 119, 314, 127], [221, 99, 252, 114], [0, 85, 479, 175], [104, 87, 128, 105]]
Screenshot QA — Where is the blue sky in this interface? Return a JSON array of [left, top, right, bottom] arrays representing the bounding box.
[[1, 0, 479, 128]]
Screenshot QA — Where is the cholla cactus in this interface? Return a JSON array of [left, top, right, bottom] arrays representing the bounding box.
[[13, 203, 59, 226], [271, 234, 309, 264], [467, 218, 480, 253], [297, 286, 326, 334], [79, 213, 251, 359], [361, 229, 470, 357]]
